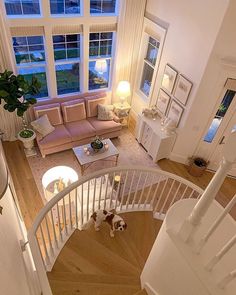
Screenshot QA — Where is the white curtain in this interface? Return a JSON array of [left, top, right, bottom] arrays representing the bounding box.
[[0, 13, 21, 141], [112, 0, 146, 103]]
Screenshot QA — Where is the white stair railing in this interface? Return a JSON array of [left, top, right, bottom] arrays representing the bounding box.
[[28, 165, 203, 295]]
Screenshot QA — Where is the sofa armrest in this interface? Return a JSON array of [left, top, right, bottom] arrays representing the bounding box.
[[113, 114, 121, 123]]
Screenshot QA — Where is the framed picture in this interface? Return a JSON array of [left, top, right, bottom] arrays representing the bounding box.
[[173, 74, 193, 105], [161, 64, 178, 94], [156, 88, 171, 115], [167, 99, 184, 127]]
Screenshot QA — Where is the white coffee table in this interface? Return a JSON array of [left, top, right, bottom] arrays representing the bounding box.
[[73, 139, 119, 175]]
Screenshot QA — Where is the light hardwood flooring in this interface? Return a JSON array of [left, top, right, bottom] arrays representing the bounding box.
[[3, 140, 236, 229], [48, 211, 158, 295]]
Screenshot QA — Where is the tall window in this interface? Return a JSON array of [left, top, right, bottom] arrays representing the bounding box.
[[50, 0, 81, 15], [53, 34, 81, 95], [12, 36, 48, 98], [4, 0, 40, 16], [89, 32, 113, 90], [140, 37, 159, 97], [90, 0, 116, 14], [204, 90, 235, 143]]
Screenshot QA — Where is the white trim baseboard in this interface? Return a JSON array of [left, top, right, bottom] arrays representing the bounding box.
[[169, 152, 188, 164]]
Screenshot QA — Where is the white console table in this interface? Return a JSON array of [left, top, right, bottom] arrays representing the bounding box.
[[136, 114, 176, 162]]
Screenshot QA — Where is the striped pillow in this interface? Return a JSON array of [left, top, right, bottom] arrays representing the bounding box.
[[61, 99, 86, 123], [34, 103, 62, 126]]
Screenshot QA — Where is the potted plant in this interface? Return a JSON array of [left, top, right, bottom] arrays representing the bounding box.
[[188, 156, 209, 177], [0, 70, 41, 155]]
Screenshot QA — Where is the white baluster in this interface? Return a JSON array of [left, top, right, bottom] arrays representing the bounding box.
[[144, 173, 155, 209], [218, 269, 236, 289], [119, 171, 128, 211], [138, 172, 149, 208], [150, 176, 162, 209], [98, 176, 103, 209], [179, 131, 236, 242], [132, 172, 142, 208], [159, 179, 176, 215], [45, 215, 54, 257], [87, 180, 90, 220], [81, 184, 84, 226], [62, 197, 68, 235], [75, 187, 78, 228], [39, 224, 50, 266], [50, 209, 58, 249], [196, 194, 236, 253], [68, 192, 73, 230], [169, 182, 182, 207], [103, 174, 109, 209], [180, 185, 189, 200], [93, 178, 97, 212], [56, 203, 63, 242], [205, 234, 236, 271], [126, 170, 135, 210], [154, 178, 168, 213]]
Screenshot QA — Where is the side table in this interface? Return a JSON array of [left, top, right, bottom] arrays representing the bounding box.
[[113, 102, 131, 127]]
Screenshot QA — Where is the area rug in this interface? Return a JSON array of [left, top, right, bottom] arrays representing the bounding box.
[[27, 129, 159, 201]]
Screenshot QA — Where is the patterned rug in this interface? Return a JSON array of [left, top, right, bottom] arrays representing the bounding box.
[[27, 129, 159, 202]]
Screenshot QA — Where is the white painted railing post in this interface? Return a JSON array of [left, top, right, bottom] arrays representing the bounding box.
[[28, 235, 53, 295], [179, 131, 236, 242]]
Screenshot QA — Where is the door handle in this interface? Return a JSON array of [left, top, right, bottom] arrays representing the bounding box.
[[219, 136, 225, 145]]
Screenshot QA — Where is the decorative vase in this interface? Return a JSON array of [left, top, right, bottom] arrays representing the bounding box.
[[90, 137, 103, 152], [17, 129, 36, 157]]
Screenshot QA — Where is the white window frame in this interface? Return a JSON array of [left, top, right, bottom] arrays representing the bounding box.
[[2, 0, 119, 100], [90, 0, 119, 17], [135, 18, 166, 102], [88, 31, 115, 92]]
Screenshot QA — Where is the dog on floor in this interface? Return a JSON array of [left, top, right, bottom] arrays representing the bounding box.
[[82, 209, 127, 238]]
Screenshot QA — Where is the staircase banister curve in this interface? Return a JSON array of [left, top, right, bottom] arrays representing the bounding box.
[[28, 165, 204, 237], [27, 165, 204, 295]]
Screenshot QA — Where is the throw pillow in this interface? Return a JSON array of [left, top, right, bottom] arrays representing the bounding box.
[[97, 104, 114, 121], [31, 114, 55, 137]]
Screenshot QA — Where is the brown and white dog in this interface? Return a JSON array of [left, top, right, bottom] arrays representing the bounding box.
[[82, 209, 127, 238]]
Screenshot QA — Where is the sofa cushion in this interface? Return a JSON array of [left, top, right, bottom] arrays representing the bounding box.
[[87, 117, 122, 136], [85, 96, 106, 118], [65, 120, 96, 141], [31, 114, 55, 137], [61, 99, 86, 123], [34, 103, 63, 126], [38, 124, 72, 149], [97, 104, 114, 121]]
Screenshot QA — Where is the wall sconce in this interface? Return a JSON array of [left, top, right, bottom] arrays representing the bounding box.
[[116, 81, 131, 106]]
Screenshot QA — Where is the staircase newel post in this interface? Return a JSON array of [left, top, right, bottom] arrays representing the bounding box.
[[179, 131, 236, 242]]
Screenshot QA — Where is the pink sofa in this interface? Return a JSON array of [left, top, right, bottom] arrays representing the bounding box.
[[29, 92, 122, 157]]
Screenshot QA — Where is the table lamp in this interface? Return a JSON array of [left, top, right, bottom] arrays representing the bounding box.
[[95, 59, 107, 75], [116, 81, 131, 106]]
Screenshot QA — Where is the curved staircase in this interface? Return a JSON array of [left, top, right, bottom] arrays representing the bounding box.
[[47, 211, 162, 295]]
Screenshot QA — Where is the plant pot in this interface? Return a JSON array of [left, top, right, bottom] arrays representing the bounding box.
[[188, 157, 208, 177], [18, 129, 36, 157]]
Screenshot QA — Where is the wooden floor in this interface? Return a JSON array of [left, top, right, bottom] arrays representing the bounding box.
[[48, 211, 157, 295], [3, 140, 236, 229]]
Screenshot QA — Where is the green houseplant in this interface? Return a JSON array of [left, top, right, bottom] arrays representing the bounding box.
[[0, 70, 41, 155]]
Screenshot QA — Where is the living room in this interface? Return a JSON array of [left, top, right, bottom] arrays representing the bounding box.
[[0, 1, 236, 295]]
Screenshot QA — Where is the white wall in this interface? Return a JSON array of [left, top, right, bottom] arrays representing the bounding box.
[[0, 187, 32, 295], [132, 0, 230, 162], [174, 0, 236, 162]]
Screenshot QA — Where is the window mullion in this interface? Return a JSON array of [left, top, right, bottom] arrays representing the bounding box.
[[44, 26, 58, 97], [82, 25, 90, 92]]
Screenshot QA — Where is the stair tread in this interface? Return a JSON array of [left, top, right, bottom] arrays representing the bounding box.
[[53, 229, 140, 276], [49, 280, 140, 295], [48, 212, 162, 295], [48, 272, 140, 286]]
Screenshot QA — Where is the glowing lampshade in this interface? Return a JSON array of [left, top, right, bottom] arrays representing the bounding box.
[[95, 59, 107, 74], [116, 81, 131, 104]]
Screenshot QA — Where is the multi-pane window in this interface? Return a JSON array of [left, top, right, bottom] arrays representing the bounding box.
[[4, 0, 40, 16], [50, 0, 81, 15], [53, 34, 81, 95], [140, 37, 160, 97], [90, 0, 116, 14], [204, 90, 235, 143], [89, 32, 113, 90], [12, 36, 48, 98]]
